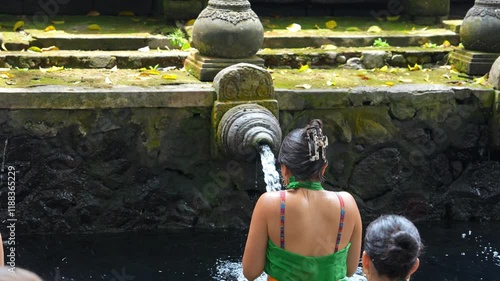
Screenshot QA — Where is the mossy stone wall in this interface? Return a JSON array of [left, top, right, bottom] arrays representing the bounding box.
[[0, 85, 498, 234]]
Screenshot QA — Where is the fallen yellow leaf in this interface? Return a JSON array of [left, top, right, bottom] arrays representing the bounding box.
[[13, 21, 24, 31], [186, 19, 196, 26], [321, 44, 337, 50], [28, 46, 42, 53], [442, 40, 451, 48], [326, 80, 336, 86], [473, 74, 488, 85], [51, 20, 65, 24], [367, 25, 382, 33], [0, 72, 14, 79], [325, 20, 337, 29], [314, 24, 320, 29], [286, 23, 301, 32], [118, 11, 135, 16], [346, 27, 362, 32], [378, 65, 389, 72], [44, 25, 56, 32], [162, 74, 178, 80], [87, 24, 101, 31], [398, 77, 413, 83], [295, 84, 312, 89], [298, 65, 310, 72], [408, 63, 422, 71], [41, 46, 60, 52], [386, 15, 400, 21], [385, 81, 395, 86], [146, 69, 161, 75], [40, 66, 64, 73]]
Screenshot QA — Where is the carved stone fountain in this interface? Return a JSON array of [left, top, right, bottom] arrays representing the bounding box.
[[184, 0, 265, 81], [211, 63, 281, 160]]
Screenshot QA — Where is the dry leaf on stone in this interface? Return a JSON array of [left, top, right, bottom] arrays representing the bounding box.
[[398, 77, 413, 83], [286, 23, 301, 32], [44, 25, 56, 32], [40, 66, 64, 73], [111, 65, 118, 72], [367, 25, 382, 33], [162, 74, 178, 80], [442, 40, 451, 48], [326, 80, 336, 86], [138, 46, 150, 52], [321, 44, 337, 50], [408, 63, 422, 71], [13, 21, 24, 31], [0, 72, 14, 79], [473, 74, 488, 85], [295, 84, 312, 89], [105, 77, 113, 84], [298, 65, 310, 72], [385, 81, 395, 86], [41, 46, 59, 52], [325, 20, 337, 29], [346, 27, 362, 32], [87, 24, 101, 31], [28, 46, 42, 53]]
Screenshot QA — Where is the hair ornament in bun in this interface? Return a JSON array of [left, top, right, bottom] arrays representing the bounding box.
[[306, 127, 328, 162]]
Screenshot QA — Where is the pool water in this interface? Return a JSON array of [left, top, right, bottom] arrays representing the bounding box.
[[13, 222, 500, 281]]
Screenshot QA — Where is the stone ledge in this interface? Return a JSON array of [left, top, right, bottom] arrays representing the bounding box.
[[0, 84, 493, 111], [0, 85, 215, 109]]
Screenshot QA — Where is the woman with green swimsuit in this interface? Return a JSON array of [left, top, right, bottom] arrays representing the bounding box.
[[362, 215, 423, 281], [243, 119, 363, 281]]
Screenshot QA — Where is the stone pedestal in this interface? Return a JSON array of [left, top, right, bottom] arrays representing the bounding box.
[[449, 48, 500, 75], [184, 51, 264, 82]]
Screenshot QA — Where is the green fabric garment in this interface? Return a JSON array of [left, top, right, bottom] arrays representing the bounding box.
[[265, 239, 351, 281]]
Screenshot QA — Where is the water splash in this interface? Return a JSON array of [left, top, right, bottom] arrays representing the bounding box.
[[258, 144, 281, 192], [212, 259, 366, 281], [213, 259, 266, 281]]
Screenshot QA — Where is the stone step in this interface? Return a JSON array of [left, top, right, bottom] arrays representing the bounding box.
[[4, 28, 459, 51], [261, 29, 460, 48], [0, 47, 453, 69], [6, 31, 459, 51], [0, 50, 187, 69]]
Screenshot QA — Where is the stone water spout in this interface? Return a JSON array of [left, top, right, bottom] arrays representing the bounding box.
[[211, 63, 280, 160], [217, 103, 281, 160]]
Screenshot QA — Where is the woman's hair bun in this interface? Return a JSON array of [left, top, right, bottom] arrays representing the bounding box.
[[387, 231, 419, 264]]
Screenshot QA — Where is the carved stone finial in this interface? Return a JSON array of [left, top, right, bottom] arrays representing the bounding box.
[[461, 0, 500, 52], [191, 0, 264, 59], [213, 63, 274, 102]]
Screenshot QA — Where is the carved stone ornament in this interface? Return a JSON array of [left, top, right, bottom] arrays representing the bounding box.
[[191, 0, 264, 59], [460, 0, 500, 52], [213, 63, 274, 102]]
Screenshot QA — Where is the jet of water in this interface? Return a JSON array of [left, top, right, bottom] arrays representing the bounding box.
[[258, 144, 282, 192]]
